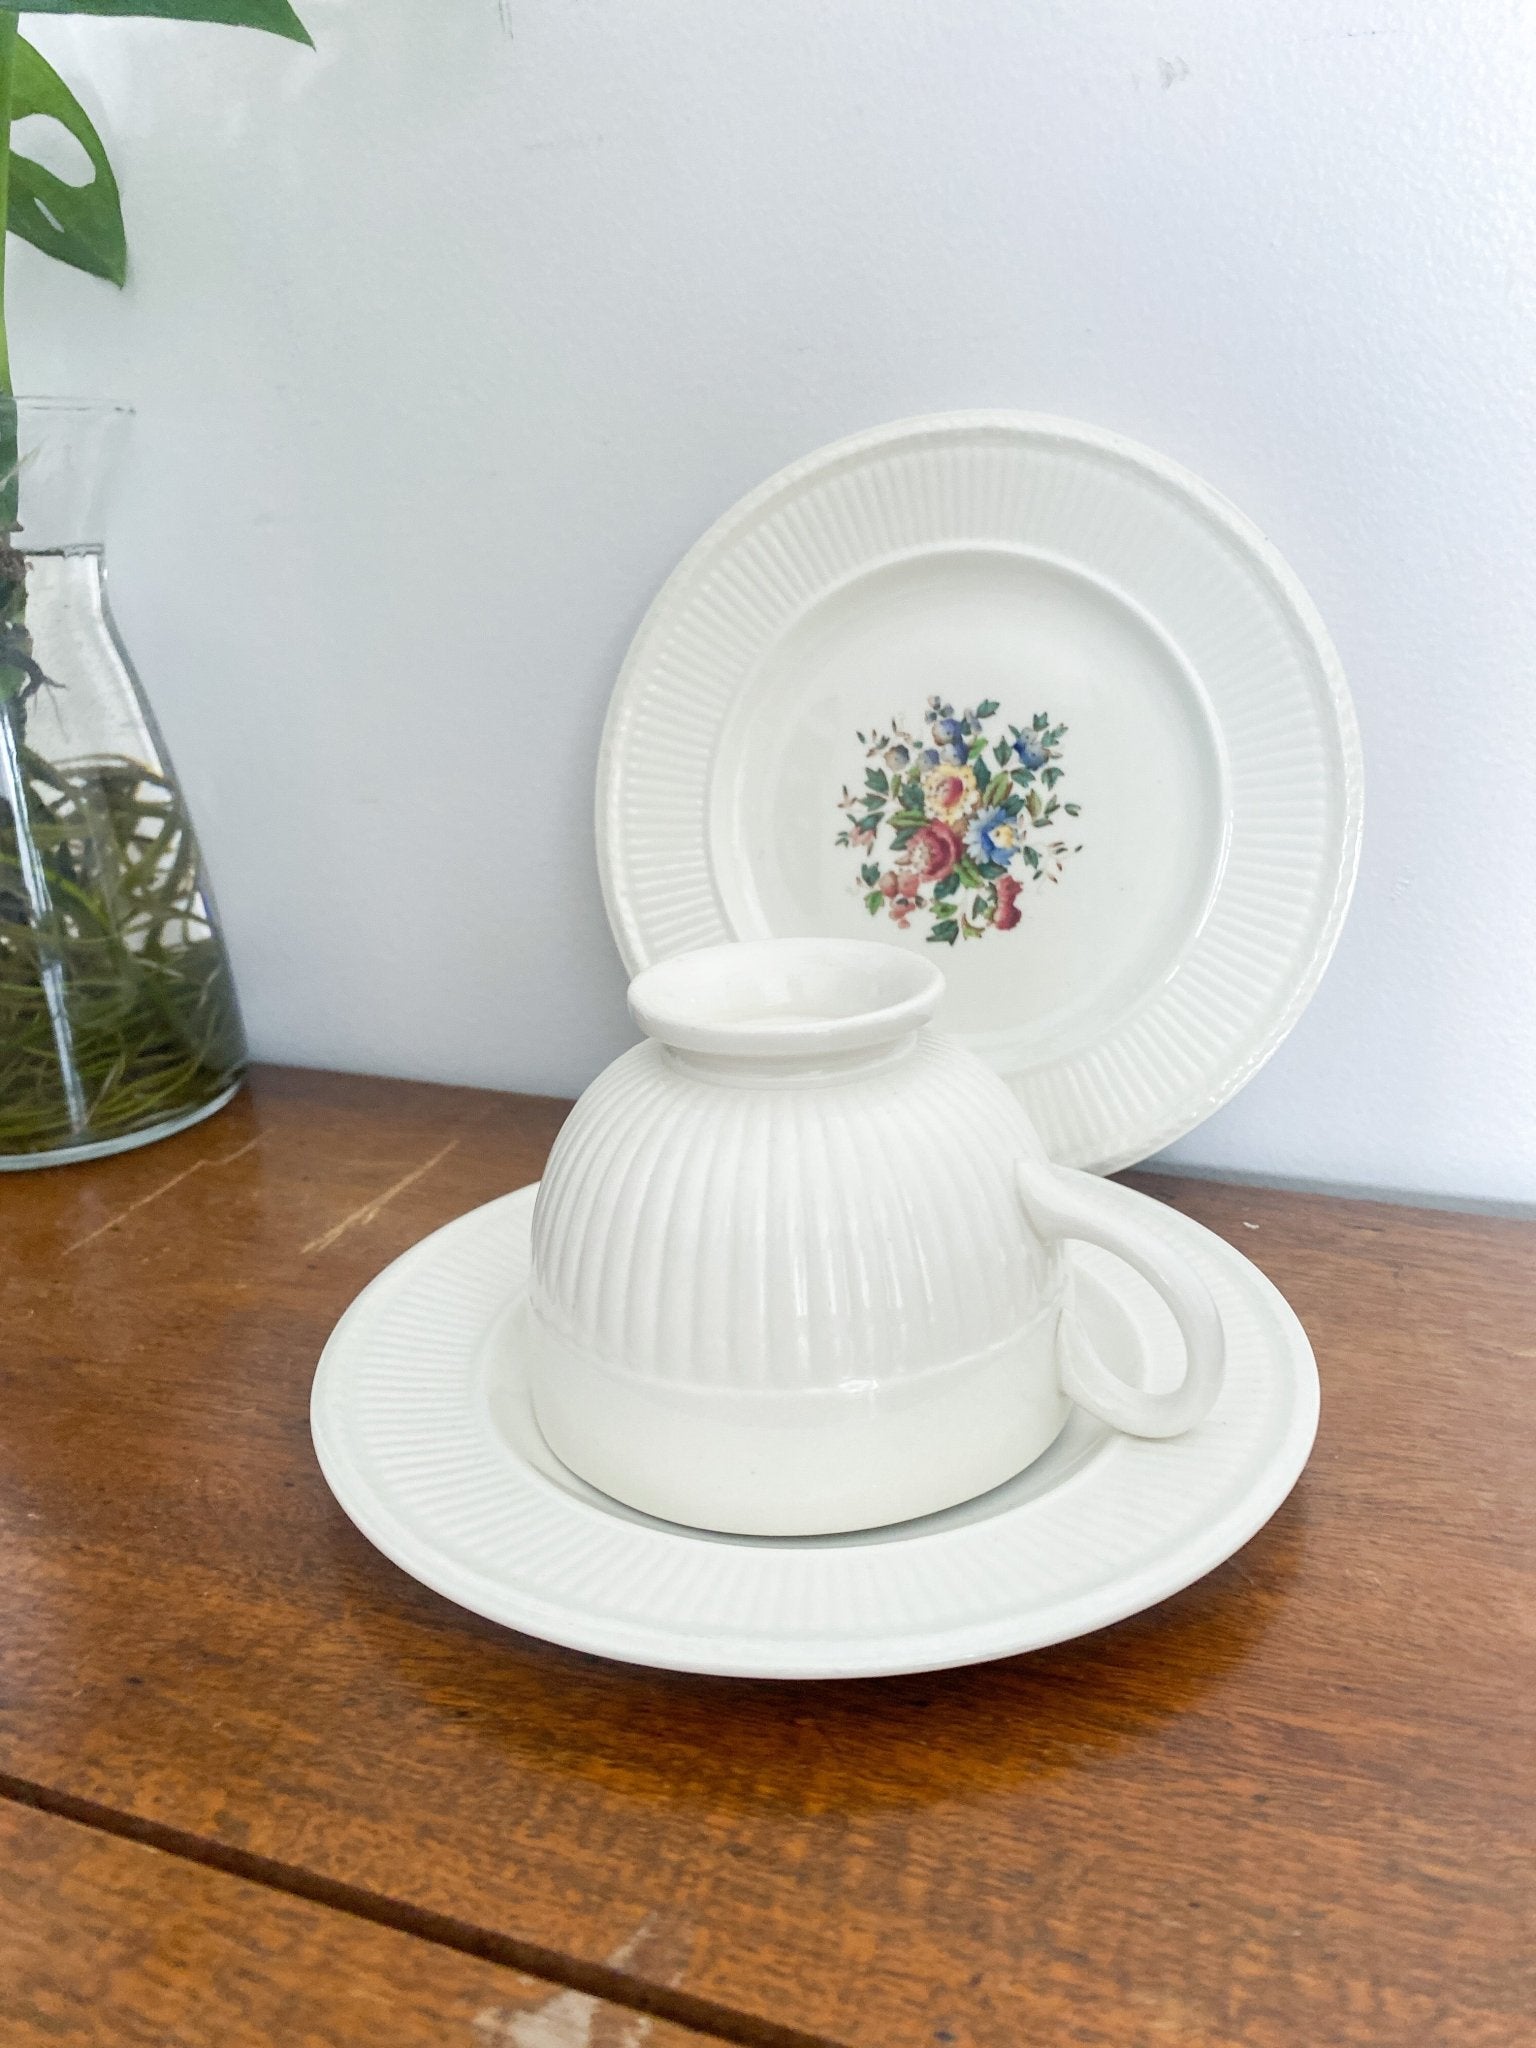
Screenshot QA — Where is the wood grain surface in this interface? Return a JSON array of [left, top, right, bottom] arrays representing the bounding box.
[[2, 1066, 1531, 2048], [0, 1798, 717, 2048]]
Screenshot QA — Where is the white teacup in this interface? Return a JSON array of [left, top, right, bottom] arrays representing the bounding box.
[[524, 938, 1224, 1535]]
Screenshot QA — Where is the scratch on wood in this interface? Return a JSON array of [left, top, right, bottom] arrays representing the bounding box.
[[471, 1991, 651, 2045], [301, 1139, 460, 1256], [471, 1919, 660, 2045], [468, 1916, 684, 2048], [64, 1137, 261, 1255]]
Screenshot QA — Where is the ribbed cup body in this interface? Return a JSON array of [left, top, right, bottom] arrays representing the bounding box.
[[529, 1029, 1060, 1393]]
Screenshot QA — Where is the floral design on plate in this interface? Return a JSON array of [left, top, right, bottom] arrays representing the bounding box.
[[835, 697, 1081, 943]]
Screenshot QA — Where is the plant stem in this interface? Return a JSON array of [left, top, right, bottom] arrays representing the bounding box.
[[0, 11, 14, 401], [0, 11, 16, 551]]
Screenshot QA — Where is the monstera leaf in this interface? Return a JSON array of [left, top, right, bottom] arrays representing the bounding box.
[[0, 0, 310, 293], [0, 0, 310, 403], [0, 1, 310, 42], [8, 37, 125, 285]]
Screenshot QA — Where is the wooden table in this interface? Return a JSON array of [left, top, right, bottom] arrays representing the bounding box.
[[2, 1067, 1530, 2048]]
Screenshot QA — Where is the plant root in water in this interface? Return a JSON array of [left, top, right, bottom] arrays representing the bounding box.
[[0, 739, 245, 1156]]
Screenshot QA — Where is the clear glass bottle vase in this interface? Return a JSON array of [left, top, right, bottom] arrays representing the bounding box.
[[0, 399, 246, 1167]]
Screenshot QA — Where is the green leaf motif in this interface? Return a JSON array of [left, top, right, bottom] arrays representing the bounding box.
[[0, 0, 311, 43], [8, 37, 126, 285], [865, 766, 888, 794], [927, 919, 958, 946], [863, 890, 883, 916], [975, 698, 1000, 719]]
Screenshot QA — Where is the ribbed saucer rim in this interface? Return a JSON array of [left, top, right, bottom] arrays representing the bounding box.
[[311, 1182, 1319, 1680]]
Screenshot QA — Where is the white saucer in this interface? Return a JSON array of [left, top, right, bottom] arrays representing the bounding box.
[[311, 1181, 1317, 1680], [597, 412, 1362, 1173]]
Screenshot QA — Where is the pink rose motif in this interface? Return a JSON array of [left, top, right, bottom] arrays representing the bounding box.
[[993, 873, 1023, 931], [906, 820, 963, 885], [879, 867, 923, 928]]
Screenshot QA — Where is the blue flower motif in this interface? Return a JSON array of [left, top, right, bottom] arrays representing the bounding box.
[[1013, 732, 1048, 771], [884, 742, 910, 772], [932, 715, 966, 747], [966, 805, 1022, 868]]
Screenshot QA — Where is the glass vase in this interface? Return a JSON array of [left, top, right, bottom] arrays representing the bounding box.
[[0, 399, 246, 1167]]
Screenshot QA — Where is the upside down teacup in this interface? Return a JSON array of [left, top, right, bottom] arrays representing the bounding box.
[[523, 937, 1225, 1536]]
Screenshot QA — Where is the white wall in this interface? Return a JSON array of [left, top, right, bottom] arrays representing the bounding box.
[[14, 1, 1536, 1202]]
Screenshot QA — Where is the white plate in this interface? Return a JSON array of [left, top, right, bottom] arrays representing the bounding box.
[[311, 1181, 1318, 1681], [597, 413, 1362, 1173]]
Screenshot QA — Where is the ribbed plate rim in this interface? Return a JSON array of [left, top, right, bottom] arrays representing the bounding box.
[[595, 410, 1363, 1174]]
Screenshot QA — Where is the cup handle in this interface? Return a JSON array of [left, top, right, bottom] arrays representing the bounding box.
[[1014, 1158, 1225, 1438]]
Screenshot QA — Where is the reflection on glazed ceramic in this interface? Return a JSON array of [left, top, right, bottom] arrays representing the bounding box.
[[835, 694, 1082, 942]]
